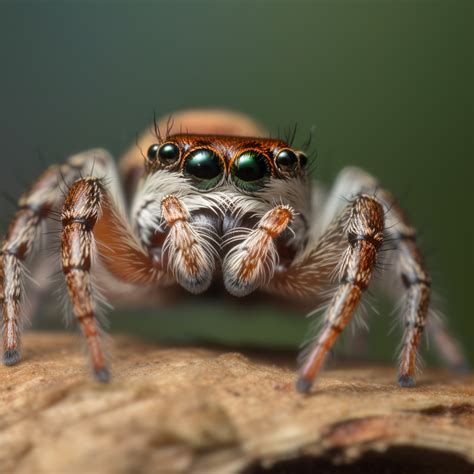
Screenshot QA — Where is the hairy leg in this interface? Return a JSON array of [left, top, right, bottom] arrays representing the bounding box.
[[223, 206, 294, 297], [313, 167, 465, 383], [287, 195, 385, 393], [0, 149, 120, 365], [61, 178, 109, 379], [160, 195, 217, 293], [60, 175, 176, 380]]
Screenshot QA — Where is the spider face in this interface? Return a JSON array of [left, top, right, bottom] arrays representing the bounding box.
[[134, 134, 312, 298], [145, 135, 308, 193]]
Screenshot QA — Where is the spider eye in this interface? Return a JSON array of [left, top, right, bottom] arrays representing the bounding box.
[[183, 148, 224, 190], [275, 149, 298, 172], [146, 144, 160, 161], [298, 152, 308, 168], [231, 151, 271, 192], [157, 143, 180, 165]]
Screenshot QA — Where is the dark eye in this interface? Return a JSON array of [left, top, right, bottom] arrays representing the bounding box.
[[183, 149, 224, 190], [157, 143, 180, 165], [298, 152, 308, 168], [275, 149, 298, 172], [146, 144, 160, 161], [231, 151, 271, 192]]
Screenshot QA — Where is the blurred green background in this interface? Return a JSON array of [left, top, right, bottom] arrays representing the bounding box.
[[0, 1, 472, 365]]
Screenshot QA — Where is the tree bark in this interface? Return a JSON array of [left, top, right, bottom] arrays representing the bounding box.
[[1, 333, 472, 473]]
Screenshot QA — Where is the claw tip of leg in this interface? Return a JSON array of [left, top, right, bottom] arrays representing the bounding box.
[[398, 374, 415, 388], [295, 376, 313, 394], [94, 367, 110, 383], [3, 349, 21, 366]]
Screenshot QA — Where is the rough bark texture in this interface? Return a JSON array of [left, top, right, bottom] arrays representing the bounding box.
[[0, 333, 473, 473]]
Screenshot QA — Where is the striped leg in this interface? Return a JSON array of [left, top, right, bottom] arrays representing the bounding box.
[[160, 195, 218, 294], [295, 195, 384, 393], [379, 190, 467, 381], [0, 150, 123, 367], [61, 177, 110, 380], [223, 206, 294, 297], [385, 199, 431, 386], [1, 161, 86, 364], [61, 175, 176, 380], [61, 175, 158, 380], [313, 167, 465, 384]]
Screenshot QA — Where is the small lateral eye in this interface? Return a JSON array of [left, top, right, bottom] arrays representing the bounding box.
[[275, 149, 298, 172], [298, 152, 308, 168], [157, 142, 180, 165], [146, 144, 160, 161]]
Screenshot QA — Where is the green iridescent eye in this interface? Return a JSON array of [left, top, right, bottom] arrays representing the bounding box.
[[183, 149, 224, 190], [231, 151, 271, 192]]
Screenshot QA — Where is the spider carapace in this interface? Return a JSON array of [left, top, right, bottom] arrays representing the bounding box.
[[0, 109, 466, 392]]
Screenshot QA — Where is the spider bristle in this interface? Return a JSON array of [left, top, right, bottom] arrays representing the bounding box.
[[57, 167, 73, 199], [301, 125, 316, 152], [152, 109, 162, 142], [165, 115, 175, 139], [289, 123, 298, 146]]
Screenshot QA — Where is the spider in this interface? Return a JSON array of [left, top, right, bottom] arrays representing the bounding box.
[[0, 109, 466, 392]]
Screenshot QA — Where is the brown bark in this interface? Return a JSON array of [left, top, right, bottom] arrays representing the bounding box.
[[0, 333, 472, 473]]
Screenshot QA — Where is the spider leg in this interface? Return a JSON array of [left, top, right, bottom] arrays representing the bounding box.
[[286, 195, 385, 393], [292, 166, 466, 389], [1, 166, 62, 363], [60, 175, 175, 381], [0, 150, 120, 365], [331, 168, 467, 377], [223, 205, 295, 296], [61, 177, 109, 379], [159, 194, 219, 293]]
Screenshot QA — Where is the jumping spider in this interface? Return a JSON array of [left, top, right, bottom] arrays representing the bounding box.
[[0, 110, 465, 392]]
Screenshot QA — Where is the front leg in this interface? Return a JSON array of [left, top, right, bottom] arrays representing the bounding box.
[[160, 195, 217, 294], [0, 149, 119, 366], [60, 177, 171, 380], [320, 167, 466, 380], [61, 178, 111, 380], [294, 195, 384, 393], [222, 205, 294, 296]]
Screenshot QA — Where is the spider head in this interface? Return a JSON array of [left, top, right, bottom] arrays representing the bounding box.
[[134, 132, 311, 295], [145, 134, 308, 194]]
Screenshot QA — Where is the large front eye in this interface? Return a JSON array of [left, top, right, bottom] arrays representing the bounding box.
[[183, 149, 224, 190], [231, 151, 271, 192]]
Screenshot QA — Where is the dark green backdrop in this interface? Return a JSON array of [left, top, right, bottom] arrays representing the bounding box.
[[0, 1, 472, 365]]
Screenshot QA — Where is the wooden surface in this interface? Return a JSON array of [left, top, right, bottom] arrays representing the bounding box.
[[0, 332, 473, 473]]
